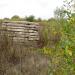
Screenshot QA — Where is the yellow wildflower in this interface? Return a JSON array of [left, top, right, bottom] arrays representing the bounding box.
[[66, 49, 72, 56]]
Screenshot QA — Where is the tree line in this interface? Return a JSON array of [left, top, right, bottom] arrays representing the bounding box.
[[0, 15, 43, 22]]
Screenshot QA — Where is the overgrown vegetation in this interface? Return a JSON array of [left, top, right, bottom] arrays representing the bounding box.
[[0, 0, 75, 75], [39, 0, 75, 75]]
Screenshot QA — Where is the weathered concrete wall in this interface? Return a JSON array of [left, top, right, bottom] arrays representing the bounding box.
[[0, 21, 40, 47]]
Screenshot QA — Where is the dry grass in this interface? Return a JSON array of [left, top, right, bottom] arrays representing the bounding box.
[[0, 29, 50, 75]]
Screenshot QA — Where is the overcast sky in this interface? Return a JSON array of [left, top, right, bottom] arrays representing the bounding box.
[[0, 0, 64, 19]]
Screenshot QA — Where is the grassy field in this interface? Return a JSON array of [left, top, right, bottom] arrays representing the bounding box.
[[0, 18, 75, 75]]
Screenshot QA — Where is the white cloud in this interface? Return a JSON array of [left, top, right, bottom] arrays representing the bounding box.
[[0, 0, 63, 19]]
